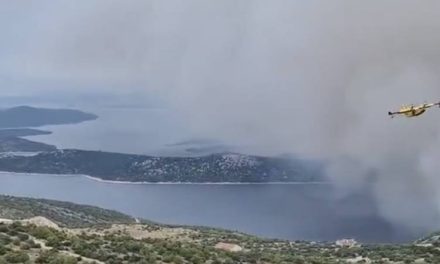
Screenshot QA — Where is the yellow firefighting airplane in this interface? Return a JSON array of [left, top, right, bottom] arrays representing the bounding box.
[[388, 102, 440, 118]]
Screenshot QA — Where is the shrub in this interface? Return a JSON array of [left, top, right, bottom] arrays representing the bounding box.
[[30, 226, 55, 240], [4, 251, 30, 263], [19, 242, 31, 250], [17, 233, 29, 241], [0, 245, 7, 256]]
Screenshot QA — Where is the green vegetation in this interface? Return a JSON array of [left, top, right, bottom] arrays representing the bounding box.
[[0, 195, 438, 263], [0, 218, 439, 263], [0, 195, 136, 228], [0, 150, 323, 183]]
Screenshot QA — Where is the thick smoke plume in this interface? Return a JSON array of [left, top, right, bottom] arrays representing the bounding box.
[[3, 0, 440, 233]]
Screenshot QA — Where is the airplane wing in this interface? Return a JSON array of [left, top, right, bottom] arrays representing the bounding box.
[[417, 102, 440, 109]]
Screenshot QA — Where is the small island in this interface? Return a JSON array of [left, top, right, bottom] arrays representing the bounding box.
[[0, 106, 97, 128]]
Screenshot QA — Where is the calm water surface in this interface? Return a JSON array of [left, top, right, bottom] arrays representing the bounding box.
[[0, 172, 418, 243], [28, 108, 193, 155]]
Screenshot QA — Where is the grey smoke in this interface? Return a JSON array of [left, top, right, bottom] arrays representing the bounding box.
[[3, 0, 440, 233]]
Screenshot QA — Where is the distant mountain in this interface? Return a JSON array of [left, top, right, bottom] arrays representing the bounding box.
[[0, 149, 323, 183], [164, 138, 236, 156], [0, 137, 56, 153], [0, 106, 97, 128], [0, 128, 52, 138], [0, 128, 56, 153], [167, 138, 222, 147]]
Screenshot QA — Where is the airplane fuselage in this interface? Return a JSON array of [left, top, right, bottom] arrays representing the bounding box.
[[403, 108, 426, 117], [388, 102, 440, 118]]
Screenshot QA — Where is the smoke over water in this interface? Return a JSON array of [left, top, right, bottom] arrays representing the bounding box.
[[3, 1, 440, 234]]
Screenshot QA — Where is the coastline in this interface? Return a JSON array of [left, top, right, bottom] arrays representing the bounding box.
[[0, 171, 329, 185]]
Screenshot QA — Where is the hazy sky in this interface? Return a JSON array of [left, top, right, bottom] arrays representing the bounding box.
[[3, 1, 440, 141], [4, 1, 440, 232]]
